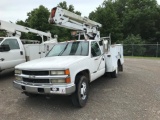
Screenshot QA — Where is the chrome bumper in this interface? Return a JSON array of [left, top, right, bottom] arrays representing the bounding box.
[[13, 81, 75, 95]]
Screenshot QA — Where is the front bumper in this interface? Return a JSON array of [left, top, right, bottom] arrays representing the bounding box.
[[13, 81, 75, 95]]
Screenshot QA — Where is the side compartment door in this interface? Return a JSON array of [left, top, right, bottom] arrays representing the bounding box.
[[0, 39, 25, 70], [40, 44, 45, 58], [24, 44, 41, 61], [90, 41, 105, 82]]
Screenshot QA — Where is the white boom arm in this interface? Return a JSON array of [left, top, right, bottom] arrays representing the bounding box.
[[0, 20, 52, 42], [49, 7, 102, 40]]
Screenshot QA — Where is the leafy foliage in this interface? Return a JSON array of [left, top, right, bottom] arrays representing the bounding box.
[[16, 5, 52, 41], [123, 34, 146, 56], [0, 30, 6, 37], [1, 0, 160, 44], [123, 34, 145, 44], [58, 1, 81, 15], [16, 2, 81, 42], [89, 0, 160, 44], [89, 0, 123, 43]]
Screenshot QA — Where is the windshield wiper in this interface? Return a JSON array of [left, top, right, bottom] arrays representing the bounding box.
[[80, 42, 83, 55], [58, 43, 69, 56]]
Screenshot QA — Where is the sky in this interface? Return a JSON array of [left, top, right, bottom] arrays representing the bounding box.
[[0, 0, 160, 23]]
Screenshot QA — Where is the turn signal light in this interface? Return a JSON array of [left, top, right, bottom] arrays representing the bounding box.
[[65, 77, 71, 83], [65, 69, 70, 75]]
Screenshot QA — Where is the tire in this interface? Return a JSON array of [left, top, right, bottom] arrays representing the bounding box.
[[24, 92, 37, 97], [119, 64, 123, 72], [71, 75, 89, 107], [118, 60, 123, 72], [111, 65, 118, 78]]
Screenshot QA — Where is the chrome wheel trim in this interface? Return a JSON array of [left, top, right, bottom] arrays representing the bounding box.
[[80, 82, 87, 100]]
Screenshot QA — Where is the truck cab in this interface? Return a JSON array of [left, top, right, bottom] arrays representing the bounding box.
[[0, 36, 56, 74], [0, 37, 25, 73]]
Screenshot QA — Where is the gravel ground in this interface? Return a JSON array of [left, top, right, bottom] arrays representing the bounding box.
[[0, 58, 160, 120]]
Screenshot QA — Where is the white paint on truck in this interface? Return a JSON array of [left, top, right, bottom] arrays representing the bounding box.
[[13, 40, 123, 96], [13, 6, 124, 108], [0, 37, 55, 73]]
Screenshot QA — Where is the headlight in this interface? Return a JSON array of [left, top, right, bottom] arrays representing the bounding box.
[[15, 76, 22, 80], [15, 69, 22, 74], [50, 79, 65, 83], [50, 69, 70, 75], [50, 78, 71, 83], [51, 70, 64, 75]]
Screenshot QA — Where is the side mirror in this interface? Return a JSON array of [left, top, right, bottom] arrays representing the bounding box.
[[103, 40, 108, 52], [0, 45, 10, 52]]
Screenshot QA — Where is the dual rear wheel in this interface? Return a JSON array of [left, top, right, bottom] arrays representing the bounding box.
[[111, 61, 123, 78], [111, 65, 118, 78]]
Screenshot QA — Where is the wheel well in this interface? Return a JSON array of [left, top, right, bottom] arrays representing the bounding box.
[[118, 59, 121, 66], [118, 59, 123, 71], [75, 69, 90, 84]]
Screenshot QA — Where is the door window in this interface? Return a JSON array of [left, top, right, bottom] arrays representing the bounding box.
[[91, 41, 101, 57], [2, 39, 20, 49]]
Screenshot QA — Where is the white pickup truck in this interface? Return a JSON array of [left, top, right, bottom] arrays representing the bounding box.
[[13, 39, 124, 107], [0, 37, 55, 74]]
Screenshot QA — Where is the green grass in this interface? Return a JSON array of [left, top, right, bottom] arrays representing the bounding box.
[[124, 56, 160, 60]]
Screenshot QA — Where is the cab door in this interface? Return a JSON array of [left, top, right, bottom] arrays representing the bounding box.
[[0, 38, 25, 71], [90, 41, 105, 82]]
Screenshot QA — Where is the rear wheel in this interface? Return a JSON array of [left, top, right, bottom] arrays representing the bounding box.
[[71, 75, 89, 107], [111, 65, 118, 78], [119, 64, 123, 72]]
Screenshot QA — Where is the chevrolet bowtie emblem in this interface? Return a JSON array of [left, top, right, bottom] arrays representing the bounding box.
[[29, 75, 35, 79]]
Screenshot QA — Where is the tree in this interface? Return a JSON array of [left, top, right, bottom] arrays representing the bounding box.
[[15, 2, 82, 42], [117, 0, 159, 43], [16, 5, 52, 41], [89, 0, 160, 44], [0, 30, 6, 37], [16, 20, 29, 39], [123, 34, 146, 56], [89, 0, 123, 43], [26, 5, 52, 31], [123, 34, 145, 44], [58, 1, 81, 15]]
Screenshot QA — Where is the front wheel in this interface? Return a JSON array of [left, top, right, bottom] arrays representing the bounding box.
[[71, 75, 89, 107]]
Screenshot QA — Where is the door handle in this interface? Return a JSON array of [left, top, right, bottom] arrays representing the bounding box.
[[20, 51, 23, 55], [0, 58, 4, 61], [94, 58, 99, 60]]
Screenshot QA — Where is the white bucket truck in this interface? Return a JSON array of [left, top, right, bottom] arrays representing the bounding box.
[[0, 20, 57, 74], [13, 7, 124, 107]]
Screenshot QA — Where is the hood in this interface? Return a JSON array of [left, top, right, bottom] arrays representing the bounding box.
[[16, 56, 88, 70]]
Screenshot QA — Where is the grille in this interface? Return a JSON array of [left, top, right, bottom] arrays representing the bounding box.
[[23, 78, 49, 83], [22, 70, 49, 76]]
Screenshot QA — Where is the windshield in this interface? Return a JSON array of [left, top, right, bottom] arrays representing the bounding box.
[[47, 41, 89, 57], [0, 38, 4, 44]]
